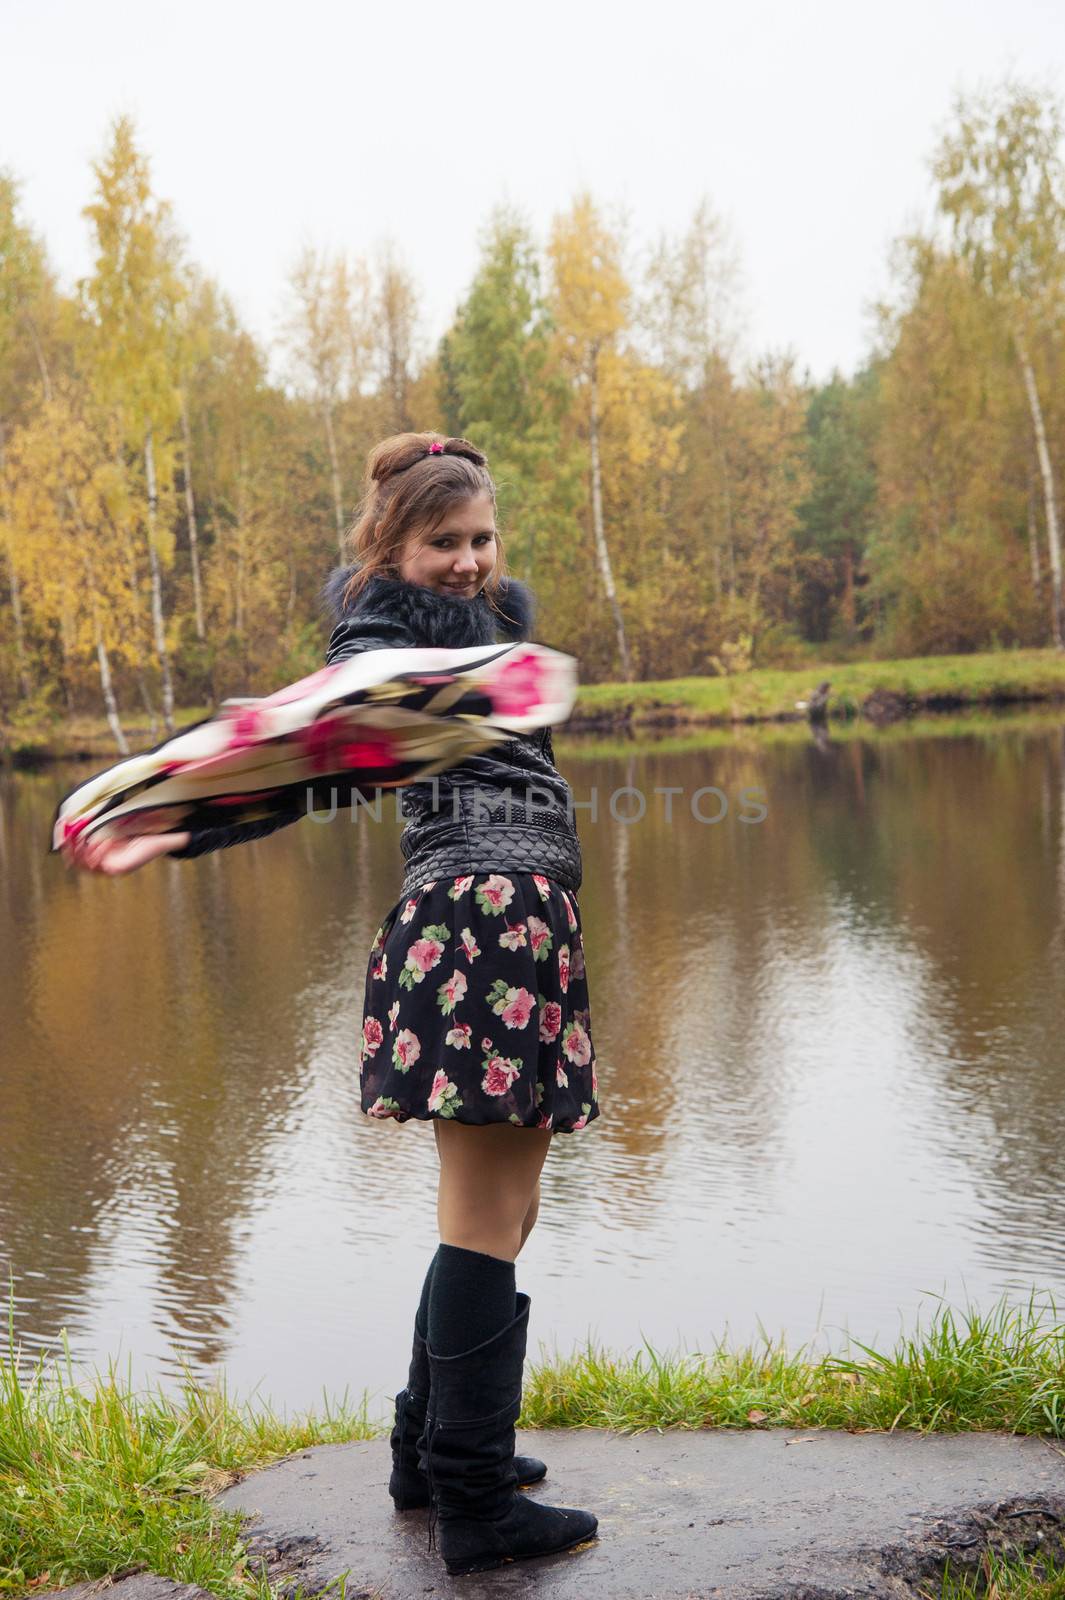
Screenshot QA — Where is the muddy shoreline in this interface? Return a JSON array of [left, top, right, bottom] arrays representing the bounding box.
[[565, 683, 1065, 735]]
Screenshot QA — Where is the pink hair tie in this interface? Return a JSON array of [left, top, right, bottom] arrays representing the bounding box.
[[428, 441, 444, 454]]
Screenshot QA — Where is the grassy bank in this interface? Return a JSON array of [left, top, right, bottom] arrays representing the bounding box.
[[569, 647, 1065, 730], [0, 706, 216, 769], [5, 648, 1065, 767], [554, 702, 1065, 760], [4, 1292, 1065, 1598]]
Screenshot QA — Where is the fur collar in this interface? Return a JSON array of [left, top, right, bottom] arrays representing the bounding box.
[[318, 565, 536, 648]]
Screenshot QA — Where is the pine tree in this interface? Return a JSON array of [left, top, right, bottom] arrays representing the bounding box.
[[796, 370, 878, 645]]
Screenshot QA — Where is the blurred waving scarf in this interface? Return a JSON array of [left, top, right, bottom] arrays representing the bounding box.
[[51, 641, 577, 853]]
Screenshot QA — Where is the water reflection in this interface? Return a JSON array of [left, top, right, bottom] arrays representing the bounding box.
[[2, 710, 1064, 1415]]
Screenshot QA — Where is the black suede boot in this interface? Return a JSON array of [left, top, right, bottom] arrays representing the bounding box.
[[388, 1315, 547, 1509], [419, 1292, 598, 1575]]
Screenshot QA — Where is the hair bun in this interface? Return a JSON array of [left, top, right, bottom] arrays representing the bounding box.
[[367, 432, 488, 484], [442, 436, 488, 468], [367, 434, 428, 483]]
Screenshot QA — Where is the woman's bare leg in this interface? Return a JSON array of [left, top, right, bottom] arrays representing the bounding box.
[[433, 1121, 551, 1262], [517, 1179, 540, 1255]]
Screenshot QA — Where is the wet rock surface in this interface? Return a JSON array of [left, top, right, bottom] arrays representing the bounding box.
[[207, 1425, 1065, 1598], [36, 1578, 221, 1600]]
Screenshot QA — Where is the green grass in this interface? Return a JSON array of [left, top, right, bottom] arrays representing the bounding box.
[[521, 1289, 1065, 1436], [572, 647, 1065, 728], [935, 1550, 1065, 1599], [0, 1315, 377, 1600], [4, 1290, 1065, 1597]]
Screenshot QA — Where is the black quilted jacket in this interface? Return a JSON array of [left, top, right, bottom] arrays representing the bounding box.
[[169, 567, 583, 898]]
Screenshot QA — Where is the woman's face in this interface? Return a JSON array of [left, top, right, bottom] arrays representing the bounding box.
[[396, 491, 497, 597]]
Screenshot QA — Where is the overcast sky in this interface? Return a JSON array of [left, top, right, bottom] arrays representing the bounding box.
[[4, 0, 1065, 385]]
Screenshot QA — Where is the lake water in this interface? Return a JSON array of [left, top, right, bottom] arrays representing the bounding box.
[[3, 709, 1065, 1420]]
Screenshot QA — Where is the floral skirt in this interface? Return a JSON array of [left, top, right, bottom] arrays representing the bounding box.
[[359, 872, 600, 1134]]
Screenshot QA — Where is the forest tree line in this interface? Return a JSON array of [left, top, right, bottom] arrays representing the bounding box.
[[1, 77, 1064, 750]]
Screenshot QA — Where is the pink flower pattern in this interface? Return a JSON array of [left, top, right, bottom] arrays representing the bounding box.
[[437, 969, 468, 1015], [487, 652, 547, 718], [224, 705, 267, 754], [561, 1018, 591, 1066], [428, 1069, 462, 1117], [538, 999, 562, 1043], [399, 923, 450, 990], [358, 873, 598, 1135], [482, 1054, 523, 1096], [392, 1028, 421, 1071], [474, 874, 515, 914], [296, 716, 396, 775], [487, 979, 535, 1030]]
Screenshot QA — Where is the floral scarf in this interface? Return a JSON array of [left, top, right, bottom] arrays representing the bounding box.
[[52, 641, 575, 852]]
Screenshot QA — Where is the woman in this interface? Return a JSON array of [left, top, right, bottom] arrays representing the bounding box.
[[63, 432, 601, 1578]]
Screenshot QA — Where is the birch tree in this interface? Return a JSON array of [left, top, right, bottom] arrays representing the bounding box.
[[869, 241, 1036, 654], [0, 172, 66, 702], [639, 200, 750, 670], [2, 382, 132, 747], [374, 242, 420, 436], [80, 114, 185, 730], [175, 270, 222, 643], [640, 197, 744, 385], [933, 79, 1065, 648], [281, 245, 372, 553], [548, 194, 634, 680]]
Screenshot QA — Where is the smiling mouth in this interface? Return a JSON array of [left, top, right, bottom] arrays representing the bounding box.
[[442, 582, 476, 592]]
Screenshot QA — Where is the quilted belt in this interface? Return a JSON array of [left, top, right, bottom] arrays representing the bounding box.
[[399, 824, 582, 901]]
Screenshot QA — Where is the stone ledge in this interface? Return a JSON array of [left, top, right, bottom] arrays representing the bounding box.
[[36, 1577, 221, 1600], [206, 1425, 1065, 1597]]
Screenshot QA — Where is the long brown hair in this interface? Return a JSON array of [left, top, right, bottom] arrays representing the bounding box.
[[336, 432, 510, 617]]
